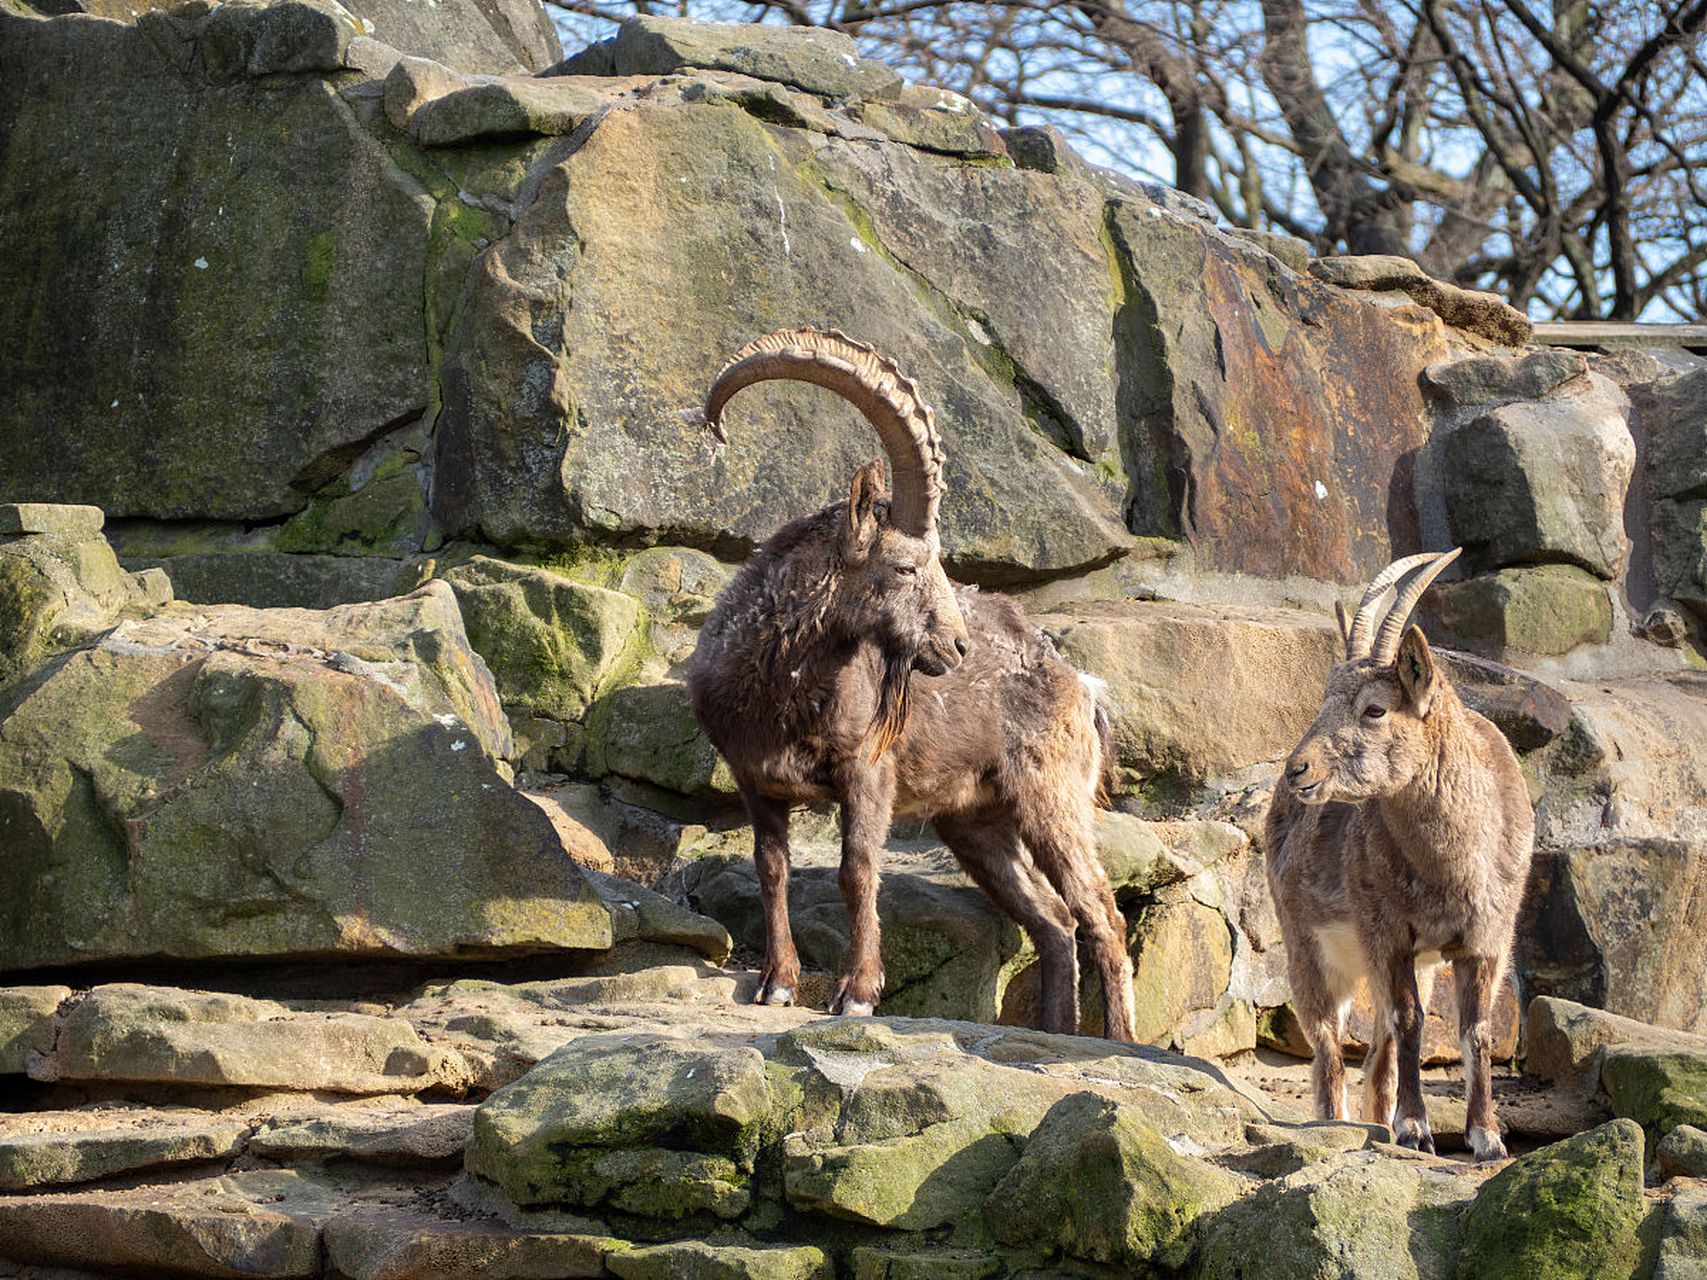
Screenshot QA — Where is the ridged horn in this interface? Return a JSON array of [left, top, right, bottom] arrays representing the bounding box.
[[1371, 547, 1462, 665], [702, 328, 946, 540], [1345, 552, 1443, 660]]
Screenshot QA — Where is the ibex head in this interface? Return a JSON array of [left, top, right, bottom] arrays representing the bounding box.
[[832, 457, 969, 678], [701, 329, 970, 752], [1283, 549, 1462, 805]]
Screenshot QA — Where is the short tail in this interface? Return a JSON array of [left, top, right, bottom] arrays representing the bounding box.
[[1079, 672, 1117, 808]]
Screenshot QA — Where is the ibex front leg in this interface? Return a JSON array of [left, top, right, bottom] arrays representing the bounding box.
[[747, 791, 799, 1007], [1456, 955, 1508, 1161], [831, 773, 893, 1016], [1381, 951, 1435, 1153]]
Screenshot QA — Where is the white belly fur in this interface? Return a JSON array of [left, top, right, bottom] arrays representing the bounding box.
[[1314, 922, 1368, 990], [1313, 923, 1445, 999]]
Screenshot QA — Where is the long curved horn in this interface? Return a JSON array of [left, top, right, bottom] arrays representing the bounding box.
[[1345, 552, 1443, 659], [1372, 547, 1462, 665], [703, 328, 946, 540]]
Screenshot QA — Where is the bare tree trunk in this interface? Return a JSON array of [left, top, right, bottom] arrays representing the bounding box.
[[1076, 1, 1211, 199], [1258, 0, 1409, 255]]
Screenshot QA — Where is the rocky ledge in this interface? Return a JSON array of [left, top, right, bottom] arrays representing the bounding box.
[[0, 967, 1704, 1278]]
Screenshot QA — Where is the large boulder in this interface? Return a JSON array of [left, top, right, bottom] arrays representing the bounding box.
[[1634, 366, 1707, 503], [1654, 1184, 1707, 1280], [433, 98, 1132, 583], [1425, 564, 1612, 657], [987, 1092, 1239, 1272], [1197, 1148, 1472, 1280], [1109, 212, 1460, 583], [465, 1034, 771, 1215], [0, 7, 434, 522], [1044, 600, 1341, 783], [1524, 996, 1707, 1093], [1457, 1119, 1647, 1280], [1517, 675, 1707, 1032], [0, 582, 611, 971], [1540, 838, 1707, 1035], [1442, 373, 1635, 578], [552, 14, 899, 100], [1654, 498, 1707, 621], [27, 0, 560, 74], [1601, 1049, 1707, 1149], [441, 556, 647, 724]]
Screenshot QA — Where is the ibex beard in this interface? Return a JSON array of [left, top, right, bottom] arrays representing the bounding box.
[[1265, 549, 1534, 1160], [687, 328, 1136, 1041]]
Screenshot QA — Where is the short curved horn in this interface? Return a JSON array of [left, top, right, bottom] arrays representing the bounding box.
[[1345, 552, 1443, 660], [1372, 547, 1462, 665], [703, 328, 945, 540]]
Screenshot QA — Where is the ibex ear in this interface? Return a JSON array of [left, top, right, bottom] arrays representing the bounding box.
[[840, 460, 886, 566], [1396, 625, 1437, 716]]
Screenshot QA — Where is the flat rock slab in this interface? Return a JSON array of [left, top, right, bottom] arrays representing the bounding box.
[[250, 1104, 475, 1164], [0, 505, 104, 538], [553, 14, 900, 100], [607, 1239, 831, 1280], [323, 1210, 620, 1280], [0, 1170, 348, 1279], [40, 986, 454, 1095], [0, 1113, 247, 1190], [1527, 997, 1707, 1092], [408, 76, 615, 147]]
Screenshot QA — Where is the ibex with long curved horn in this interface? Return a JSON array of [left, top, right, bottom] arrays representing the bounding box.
[[1266, 549, 1534, 1159], [688, 329, 1136, 1041]]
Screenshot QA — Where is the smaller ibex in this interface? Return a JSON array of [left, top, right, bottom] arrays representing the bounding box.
[[1266, 549, 1533, 1160], [687, 328, 1135, 1041]]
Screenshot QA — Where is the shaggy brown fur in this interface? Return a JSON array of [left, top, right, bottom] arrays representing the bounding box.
[[689, 482, 1136, 1040], [1266, 555, 1534, 1160]]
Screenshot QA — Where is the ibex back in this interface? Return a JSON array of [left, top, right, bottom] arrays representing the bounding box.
[[1265, 550, 1533, 1160], [687, 329, 1135, 1041]]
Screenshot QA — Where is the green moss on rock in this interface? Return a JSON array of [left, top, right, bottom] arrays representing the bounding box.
[[1458, 1118, 1646, 1280], [1197, 1148, 1464, 1280], [466, 1038, 771, 1211], [1603, 1050, 1707, 1150], [607, 1239, 830, 1280], [274, 448, 427, 556], [584, 679, 735, 797], [442, 556, 647, 724], [988, 1092, 1238, 1272]]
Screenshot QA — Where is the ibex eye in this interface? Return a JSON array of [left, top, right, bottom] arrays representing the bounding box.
[[1363, 705, 1387, 720], [895, 565, 918, 577]]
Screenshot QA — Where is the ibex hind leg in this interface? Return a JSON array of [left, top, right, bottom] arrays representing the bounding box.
[[1015, 797, 1135, 1043], [1365, 959, 1436, 1129], [1378, 952, 1436, 1154], [1456, 955, 1509, 1162], [937, 813, 1080, 1035]]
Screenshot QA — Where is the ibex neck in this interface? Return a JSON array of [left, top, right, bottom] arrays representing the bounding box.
[[1376, 697, 1486, 871]]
